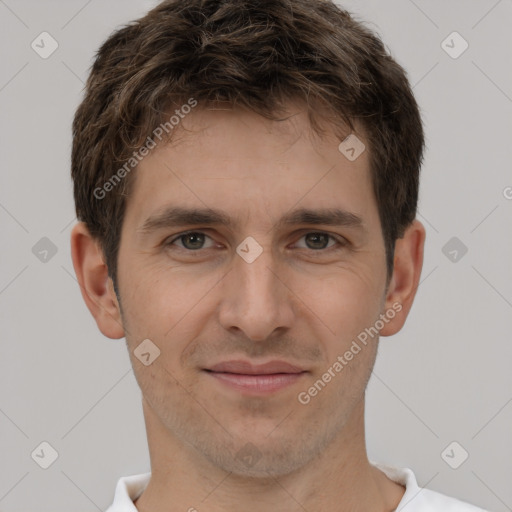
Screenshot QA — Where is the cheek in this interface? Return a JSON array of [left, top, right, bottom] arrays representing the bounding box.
[[120, 275, 205, 404], [297, 267, 384, 339], [120, 267, 216, 356], [302, 279, 381, 399]]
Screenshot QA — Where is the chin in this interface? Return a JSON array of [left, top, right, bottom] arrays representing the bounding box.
[[198, 433, 321, 479]]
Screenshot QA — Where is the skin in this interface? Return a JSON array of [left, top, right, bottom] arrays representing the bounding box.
[[71, 103, 425, 512]]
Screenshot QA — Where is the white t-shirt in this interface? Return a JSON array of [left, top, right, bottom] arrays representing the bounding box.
[[105, 463, 489, 511]]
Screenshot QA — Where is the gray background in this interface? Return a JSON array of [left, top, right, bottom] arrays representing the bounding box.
[[1, 0, 511, 511]]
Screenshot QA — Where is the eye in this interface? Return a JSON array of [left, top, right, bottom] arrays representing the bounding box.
[[166, 231, 216, 251], [164, 231, 346, 253], [294, 232, 342, 251]]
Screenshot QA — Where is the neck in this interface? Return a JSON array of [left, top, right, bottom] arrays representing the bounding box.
[[134, 397, 404, 512]]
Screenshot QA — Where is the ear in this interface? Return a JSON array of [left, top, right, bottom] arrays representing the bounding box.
[[379, 219, 426, 337], [70, 222, 125, 339]]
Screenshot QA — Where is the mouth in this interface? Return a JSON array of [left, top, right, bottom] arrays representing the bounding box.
[[203, 360, 308, 394]]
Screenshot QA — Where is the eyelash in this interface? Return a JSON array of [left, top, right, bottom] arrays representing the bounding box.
[[163, 230, 347, 254]]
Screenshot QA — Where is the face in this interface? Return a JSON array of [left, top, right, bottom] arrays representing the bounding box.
[[115, 104, 391, 477]]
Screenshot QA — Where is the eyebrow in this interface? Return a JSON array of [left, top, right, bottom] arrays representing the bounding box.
[[137, 206, 365, 236]]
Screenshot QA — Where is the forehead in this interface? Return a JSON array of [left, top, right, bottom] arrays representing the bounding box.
[[123, 105, 377, 231], [153, 104, 355, 165]]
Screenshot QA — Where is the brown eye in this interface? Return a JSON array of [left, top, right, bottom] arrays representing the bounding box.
[[295, 232, 340, 251], [304, 233, 331, 249], [166, 232, 214, 251]]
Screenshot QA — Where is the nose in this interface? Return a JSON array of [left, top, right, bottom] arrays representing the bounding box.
[[217, 242, 295, 342]]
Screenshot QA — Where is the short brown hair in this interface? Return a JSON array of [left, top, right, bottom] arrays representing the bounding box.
[[71, 0, 424, 293]]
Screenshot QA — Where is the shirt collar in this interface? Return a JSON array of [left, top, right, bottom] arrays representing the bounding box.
[[106, 464, 420, 511]]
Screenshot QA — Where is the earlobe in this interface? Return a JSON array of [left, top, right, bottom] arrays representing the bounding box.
[[379, 219, 426, 337], [70, 222, 125, 339]]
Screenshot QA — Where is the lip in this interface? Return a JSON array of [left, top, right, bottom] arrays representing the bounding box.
[[204, 360, 307, 395], [207, 360, 305, 375]]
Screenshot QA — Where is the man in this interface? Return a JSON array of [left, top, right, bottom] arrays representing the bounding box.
[[69, 0, 488, 510]]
